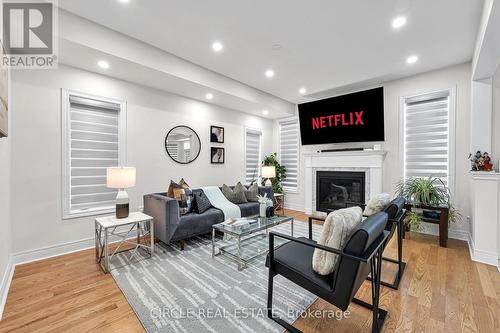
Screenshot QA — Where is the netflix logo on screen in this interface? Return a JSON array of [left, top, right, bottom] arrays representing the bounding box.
[[298, 87, 385, 145], [311, 111, 364, 129]]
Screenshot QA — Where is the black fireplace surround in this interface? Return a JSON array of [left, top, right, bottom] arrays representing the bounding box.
[[316, 171, 365, 212]]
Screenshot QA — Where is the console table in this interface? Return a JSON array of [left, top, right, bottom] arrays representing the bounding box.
[[404, 203, 449, 247]]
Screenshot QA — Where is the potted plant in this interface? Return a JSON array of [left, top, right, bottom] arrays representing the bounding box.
[[261, 153, 286, 194], [395, 176, 461, 231]]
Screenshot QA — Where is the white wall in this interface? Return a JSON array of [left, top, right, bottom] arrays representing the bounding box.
[[0, 133, 11, 309], [10, 65, 274, 255], [492, 65, 500, 166], [0, 79, 12, 317], [282, 63, 472, 236]]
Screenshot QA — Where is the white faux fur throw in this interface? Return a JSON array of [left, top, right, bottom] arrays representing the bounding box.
[[312, 206, 363, 275], [363, 193, 391, 216]]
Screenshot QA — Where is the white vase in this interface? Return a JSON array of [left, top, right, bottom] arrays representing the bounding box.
[[259, 203, 267, 217]]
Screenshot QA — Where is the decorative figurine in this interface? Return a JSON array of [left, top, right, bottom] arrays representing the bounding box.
[[469, 151, 494, 171], [470, 151, 482, 171], [483, 152, 493, 171]]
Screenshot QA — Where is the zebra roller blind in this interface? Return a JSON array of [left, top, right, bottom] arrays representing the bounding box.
[[64, 93, 124, 217], [403, 90, 450, 186], [279, 119, 299, 191], [245, 128, 262, 185]]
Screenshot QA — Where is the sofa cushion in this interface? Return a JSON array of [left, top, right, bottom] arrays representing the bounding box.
[[193, 191, 212, 214], [363, 193, 391, 216], [237, 202, 259, 217], [312, 206, 363, 275], [244, 183, 259, 202], [222, 183, 248, 204], [176, 208, 224, 239]]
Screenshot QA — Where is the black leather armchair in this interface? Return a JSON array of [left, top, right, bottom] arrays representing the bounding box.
[[266, 212, 390, 333], [343, 197, 407, 289]]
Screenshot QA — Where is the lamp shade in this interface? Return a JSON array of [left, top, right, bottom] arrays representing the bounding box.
[[106, 167, 136, 189], [262, 165, 276, 178]]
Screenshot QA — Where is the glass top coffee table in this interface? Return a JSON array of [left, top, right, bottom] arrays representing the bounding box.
[[211, 215, 294, 270]]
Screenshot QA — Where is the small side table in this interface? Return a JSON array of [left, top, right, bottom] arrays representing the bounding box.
[[274, 193, 285, 214], [95, 212, 154, 273], [404, 203, 449, 247]]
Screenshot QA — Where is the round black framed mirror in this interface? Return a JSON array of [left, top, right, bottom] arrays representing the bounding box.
[[165, 126, 201, 164]]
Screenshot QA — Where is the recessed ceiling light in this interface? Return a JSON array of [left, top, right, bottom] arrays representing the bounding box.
[[205, 93, 214, 100], [392, 16, 407, 29], [118, 0, 130, 3], [212, 41, 223, 52], [97, 60, 110, 69], [262, 110, 269, 115], [406, 55, 419, 64], [265, 69, 275, 78], [299, 87, 307, 95]]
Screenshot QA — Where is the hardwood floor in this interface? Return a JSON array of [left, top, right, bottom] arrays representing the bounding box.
[[1, 209, 499, 332]]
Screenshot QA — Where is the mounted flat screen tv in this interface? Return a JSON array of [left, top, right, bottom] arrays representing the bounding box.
[[298, 87, 385, 145]]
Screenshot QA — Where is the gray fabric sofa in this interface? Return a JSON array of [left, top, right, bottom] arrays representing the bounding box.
[[144, 186, 274, 247]]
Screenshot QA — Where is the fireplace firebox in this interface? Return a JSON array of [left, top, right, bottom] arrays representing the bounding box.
[[316, 171, 365, 212]]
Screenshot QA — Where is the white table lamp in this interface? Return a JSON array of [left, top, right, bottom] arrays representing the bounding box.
[[262, 165, 276, 187], [107, 167, 136, 218]]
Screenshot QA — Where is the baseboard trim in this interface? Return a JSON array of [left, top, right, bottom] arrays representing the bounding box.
[[418, 228, 499, 268], [416, 227, 471, 242], [470, 248, 499, 266], [448, 229, 471, 242], [283, 203, 306, 212], [12, 237, 95, 266], [0, 258, 14, 320], [11, 229, 139, 266], [1, 232, 146, 318]]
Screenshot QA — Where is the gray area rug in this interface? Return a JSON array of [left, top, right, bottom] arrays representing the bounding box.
[[111, 221, 322, 333]]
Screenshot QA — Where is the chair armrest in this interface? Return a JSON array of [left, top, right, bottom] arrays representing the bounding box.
[[269, 230, 390, 264], [387, 210, 407, 226]]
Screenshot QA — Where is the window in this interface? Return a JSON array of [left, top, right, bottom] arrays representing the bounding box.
[[245, 128, 262, 185], [279, 118, 299, 192], [62, 91, 126, 218], [403, 89, 454, 189]]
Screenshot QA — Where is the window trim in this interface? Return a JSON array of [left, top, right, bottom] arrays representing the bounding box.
[[61, 89, 127, 219], [399, 87, 456, 198], [278, 116, 300, 194], [244, 127, 262, 185]]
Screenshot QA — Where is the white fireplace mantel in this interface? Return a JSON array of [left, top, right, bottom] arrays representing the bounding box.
[[304, 150, 387, 215]]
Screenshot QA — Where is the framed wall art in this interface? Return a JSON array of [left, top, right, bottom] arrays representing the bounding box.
[[210, 125, 224, 143]]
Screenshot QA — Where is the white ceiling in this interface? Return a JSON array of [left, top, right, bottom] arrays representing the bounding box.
[[59, 0, 483, 103]]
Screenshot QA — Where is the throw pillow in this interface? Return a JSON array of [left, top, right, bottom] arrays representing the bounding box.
[[194, 191, 212, 214], [244, 183, 259, 202], [312, 206, 363, 275], [167, 180, 183, 198], [178, 178, 193, 214], [363, 193, 391, 216], [179, 178, 192, 196], [222, 183, 248, 204], [168, 179, 194, 214]]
